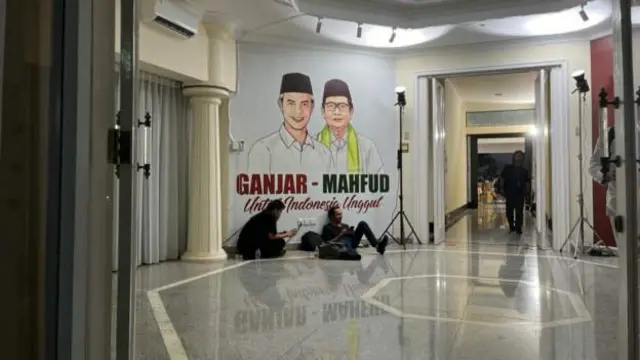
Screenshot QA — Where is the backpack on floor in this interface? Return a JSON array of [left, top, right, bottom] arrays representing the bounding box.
[[299, 231, 323, 252]]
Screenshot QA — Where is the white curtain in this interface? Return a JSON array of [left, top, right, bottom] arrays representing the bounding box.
[[113, 71, 189, 270]]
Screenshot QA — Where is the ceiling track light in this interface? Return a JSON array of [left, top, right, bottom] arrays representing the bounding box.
[[389, 27, 397, 43], [315, 17, 323, 33], [356, 23, 362, 38], [579, 4, 589, 22]]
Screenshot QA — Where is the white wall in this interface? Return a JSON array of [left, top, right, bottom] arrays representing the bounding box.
[[115, 0, 209, 82], [444, 80, 467, 212], [397, 40, 592, 228], [228, 42, 398, 241], [478, 138, 525, 154]]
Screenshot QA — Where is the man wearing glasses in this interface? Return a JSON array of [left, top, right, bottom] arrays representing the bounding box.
[[316, 79, 383, 174], [247, 72, 333, 173]]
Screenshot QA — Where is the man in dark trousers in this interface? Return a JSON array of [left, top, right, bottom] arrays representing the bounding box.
[[236, 200, 297, 260], [499, 150, 530, 235], [321, 206, 389, 255]]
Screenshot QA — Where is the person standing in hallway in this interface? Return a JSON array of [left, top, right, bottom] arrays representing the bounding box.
[[316, 79, 383, 173], [247, 72, 333, 173], [588, 127, 617, 245], [499, 151, 530, 235]]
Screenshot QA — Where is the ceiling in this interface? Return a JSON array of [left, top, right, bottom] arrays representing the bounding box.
[[448, 72, 537, 104], [188, 0, 639, 50]]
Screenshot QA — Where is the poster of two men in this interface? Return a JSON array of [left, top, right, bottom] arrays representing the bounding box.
[[247, 72, 384, 174]]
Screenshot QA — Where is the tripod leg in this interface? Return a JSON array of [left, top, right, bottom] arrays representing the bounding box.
[[381, 212, 402, 245], [584, 219, 607, 245], [401, 212, 423, 244], [573, 218, 582, 259], [560, 218, 580, 253]]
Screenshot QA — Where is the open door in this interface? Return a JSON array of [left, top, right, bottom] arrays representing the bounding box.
[[533, 69, 548, 239], [432, 79, 446, 244]]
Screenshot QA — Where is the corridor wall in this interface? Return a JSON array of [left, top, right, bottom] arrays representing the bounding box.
[[444, 80, 467, 212], [227, 42, 398, 243]]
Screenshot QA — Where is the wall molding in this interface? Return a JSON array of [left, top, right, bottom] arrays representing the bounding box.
[[238, 28, 599, 61], [238, 34, 396, 59]]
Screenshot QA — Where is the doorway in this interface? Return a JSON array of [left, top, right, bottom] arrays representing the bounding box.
[[412, 62, 570, 248], [468, 133, 531, 208]]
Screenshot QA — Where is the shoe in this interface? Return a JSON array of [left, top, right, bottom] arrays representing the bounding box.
[[377, 236, 389, 255], [516, 228, 523, 235]]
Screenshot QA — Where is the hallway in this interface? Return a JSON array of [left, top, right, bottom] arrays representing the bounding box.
[[132, 211, 620, 360]]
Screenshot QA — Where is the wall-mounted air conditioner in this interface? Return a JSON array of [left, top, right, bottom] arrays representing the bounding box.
[[141, 0, 200, 39]]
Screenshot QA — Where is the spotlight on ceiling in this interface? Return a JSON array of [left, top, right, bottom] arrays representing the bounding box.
[[356, 23, 363, 38], [315, 17, 323, 33], [579, 4, 589, 22], [389, 27, 397, 43], [395, 86, 406, 106], [572, 69, 590, 93]]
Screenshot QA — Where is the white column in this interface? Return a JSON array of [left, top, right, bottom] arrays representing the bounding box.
[[182, 86, 228, 261]]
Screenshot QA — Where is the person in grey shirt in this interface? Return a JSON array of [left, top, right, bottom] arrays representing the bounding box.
[[316, 79, 383, 174], [247, 72, 333, 174], [589, 127, 616, 244]]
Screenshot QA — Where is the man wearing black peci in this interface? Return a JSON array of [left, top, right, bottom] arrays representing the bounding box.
[[321, 206, 389, 255], [499, 150, 531, 235], [236, 200, 297, 260]]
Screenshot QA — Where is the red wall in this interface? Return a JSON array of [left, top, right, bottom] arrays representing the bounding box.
[[590, 36, 615, 246]]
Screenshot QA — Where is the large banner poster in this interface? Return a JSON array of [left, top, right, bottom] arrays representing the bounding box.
[[229, 46, 397, 241]]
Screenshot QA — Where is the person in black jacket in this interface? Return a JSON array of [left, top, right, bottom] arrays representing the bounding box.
[[320, 206, 388, 255], [499, 151, 531, 235], [236, 200, 297, 260]]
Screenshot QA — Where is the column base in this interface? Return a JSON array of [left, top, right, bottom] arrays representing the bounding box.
[[181, 251, 228, 262]]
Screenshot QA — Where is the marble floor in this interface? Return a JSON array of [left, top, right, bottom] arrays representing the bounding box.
[[126, 209, 621, 360]]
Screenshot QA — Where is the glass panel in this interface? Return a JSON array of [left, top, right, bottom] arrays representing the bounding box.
[[0, 0, 55, 357], [466, 109, 535, 127]]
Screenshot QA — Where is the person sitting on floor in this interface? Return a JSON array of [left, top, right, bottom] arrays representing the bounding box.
[[320, 206, 389, 255], [236, 200, 297, 260]]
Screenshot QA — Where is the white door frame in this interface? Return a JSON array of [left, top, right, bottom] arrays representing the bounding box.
[[432, 79, 446, 244], [534, 69, 548, 239], [412, 60, 571, 249]]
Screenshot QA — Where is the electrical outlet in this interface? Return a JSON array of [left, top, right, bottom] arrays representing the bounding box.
[[230, 139, 244, 152]]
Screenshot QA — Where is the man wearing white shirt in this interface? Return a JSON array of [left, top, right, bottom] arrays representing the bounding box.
[[247, 72, 333, 174], [316, 79, 383, 174], [589, 127, 617, 245]]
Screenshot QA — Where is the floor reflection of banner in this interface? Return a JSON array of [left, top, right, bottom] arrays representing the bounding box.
[[232, 295, 391, 336]]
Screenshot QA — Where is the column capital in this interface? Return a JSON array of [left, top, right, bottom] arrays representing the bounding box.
[[201, 19, 239, 40], [182, 85, 229, 102]]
